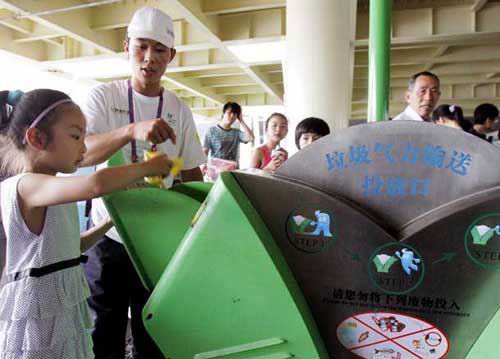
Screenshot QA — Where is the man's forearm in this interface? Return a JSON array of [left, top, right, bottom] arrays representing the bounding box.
[[81, 125, 133, 167]]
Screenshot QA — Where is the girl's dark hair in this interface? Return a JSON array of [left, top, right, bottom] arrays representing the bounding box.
[[0, 91, 9, 125], [431, 104, 470, 131], [1, 89, 73, 148], [265, 112, 288, 130], [0, 89, 74, 175], [295, 117, 330, 149]]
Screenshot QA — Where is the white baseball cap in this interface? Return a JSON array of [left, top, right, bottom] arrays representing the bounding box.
[[127, 7, 175, 48]]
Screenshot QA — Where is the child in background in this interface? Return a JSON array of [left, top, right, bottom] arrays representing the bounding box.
[[295, 117, 330, 150], [0, 89, 172, 358], [431, 104, 470, 131], [249, 112, 288, 172]]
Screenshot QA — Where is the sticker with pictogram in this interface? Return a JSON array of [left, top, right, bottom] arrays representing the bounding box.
[[337, 312, 449, 358]]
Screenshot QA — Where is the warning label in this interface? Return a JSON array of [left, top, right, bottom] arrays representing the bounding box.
[[337, 312, 449, 358]]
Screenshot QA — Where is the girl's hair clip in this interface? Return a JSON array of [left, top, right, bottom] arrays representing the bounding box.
[[449, 105, 455, 113], [7, 90, 23, 106]]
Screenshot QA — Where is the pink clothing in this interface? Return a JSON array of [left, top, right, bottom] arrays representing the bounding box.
[[259, 145, 288, 169], [259, 145, 272, 169]]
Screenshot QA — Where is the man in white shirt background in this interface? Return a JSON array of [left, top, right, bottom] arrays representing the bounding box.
[[393, 71, 441, 122]]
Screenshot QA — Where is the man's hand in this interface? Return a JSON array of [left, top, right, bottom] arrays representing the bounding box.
[[132, 119, 176, 144]]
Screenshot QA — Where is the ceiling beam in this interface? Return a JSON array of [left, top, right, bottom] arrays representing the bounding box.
[[167, 62, 240, 73], [354, 31, 500, 49], [202, 0, 285, 15], [170, 0, 283, 103], [14, 33, 61, 43], [164, 73, 226, 105], [201, 75, 253, 87], [42, 52, 242, 77], [433, 45, 449, 58], [353, 96, 500, 107], [170, 0, 220, 43], [9, 0, 121, 19], [89, 1, 185, 31], [0, 27, 47, 59], [354, 74, 500, 88], [0, 0, 121, 56], [185, 68, 246, 79], [353, 60, 500, 80], [244, 65, 283, 100], [215, 85, 266, 95], [471, 0, 488, 12], [0, 9, 31, 33], [356, 44, 500, 68], [0, 9, 60, 47]]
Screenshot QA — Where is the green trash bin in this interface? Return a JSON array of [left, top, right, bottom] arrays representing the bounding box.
[[142, 172, 328, 358]]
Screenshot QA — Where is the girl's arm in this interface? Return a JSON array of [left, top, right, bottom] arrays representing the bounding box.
[[249, 147, 263, 168], [80, 217, 113, 252], [18, 154, 172, 208]]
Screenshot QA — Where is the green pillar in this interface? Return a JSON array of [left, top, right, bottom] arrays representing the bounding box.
[[368, 0, 392, 122]]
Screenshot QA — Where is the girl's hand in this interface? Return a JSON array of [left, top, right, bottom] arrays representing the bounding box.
[[263, 156, 285, 172], [144, 153, 172, 177]]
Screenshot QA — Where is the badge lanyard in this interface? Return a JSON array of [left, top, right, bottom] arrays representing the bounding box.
[[127, 79, 163, 162]]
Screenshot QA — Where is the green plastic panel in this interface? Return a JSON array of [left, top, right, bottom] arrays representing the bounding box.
[[103, 150, 204, 290], [467, 308, 500, 358], [171, 181, 213, 203], [142, 172, 328, 358], [107, 149, 126, 167], [104, 188, 201, 291], [106, 150, 212, 203]]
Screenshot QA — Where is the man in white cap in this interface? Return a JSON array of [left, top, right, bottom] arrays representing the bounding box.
[[80, 7, 205, 358]]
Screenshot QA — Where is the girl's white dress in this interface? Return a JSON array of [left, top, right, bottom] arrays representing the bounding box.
[[0, 174, 93, 359]]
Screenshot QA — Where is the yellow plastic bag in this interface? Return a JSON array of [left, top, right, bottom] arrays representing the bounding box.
[[143, 150, 184, 188], [144, 150, 164, 188]]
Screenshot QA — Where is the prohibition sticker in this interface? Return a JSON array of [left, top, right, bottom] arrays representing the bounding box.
[[337, 312, 449, 358]]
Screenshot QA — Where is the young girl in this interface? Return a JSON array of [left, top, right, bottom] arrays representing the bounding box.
[[295, 117, 330, 150], [431, 104, 470, 131], [0, 89, 172, 358], [249, 112, 288, 172]]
